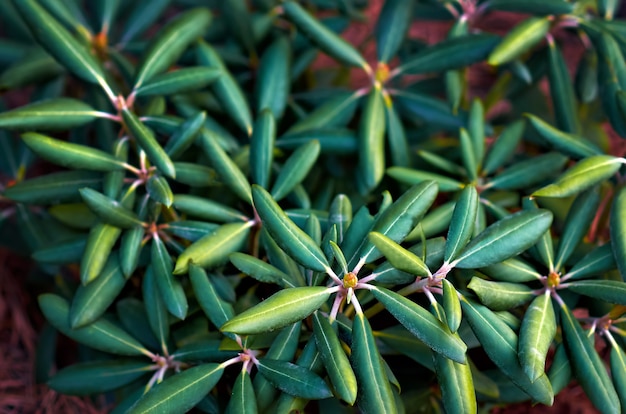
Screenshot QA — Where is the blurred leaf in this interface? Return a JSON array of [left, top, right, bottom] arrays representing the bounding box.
[[357, 86, 386, 193], [525, 114, 602, 159], [79, 188, 143, 228], [0, 99, 101, 130], [135, 67, 220, 97], [257, 36, 290, 119], [271, 140, 320, 201], [485, 0, 573, 15], [5, 171, 101, 204], [488, 17, 551, 66], [376, 0, 413, 63], [250, 109, 275, 189]]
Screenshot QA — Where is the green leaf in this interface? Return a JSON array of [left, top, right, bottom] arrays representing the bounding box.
[[393, 90, 463, 130], [564, 244, 616, 281], [397, 34, 499, 74], [357, 86, 386, 193], [230, 252, 297, 288], [445, 185, 478, 263], [369, 232, 430, 277], [221, 287, 331, 335], [533, 155, 624, 198], [488, 17, 551, 66], [128, 364, 224, 414], [134, 67, 220, 97], [442, 279, 462, 333], [566, 280, 626, 304], [486, 152, 568, 191], [196, 40, 252, 135], [468, 277, 535, 311], [21, 132, 125, 172], [433, 352, 477, 414], [372, 287, 467, 363], [482, 120, 525, 176], [611, 186, 626, 281], [225, 369, 258, 414], [387, 167, 464, 192], [610, 343, 626, 412], [548, 343, 572, 394], [518, 292, 556, 382], [559, 303, 620, 413], [250, 109, 275, 189], [133, 8, 212, 89], [0, 98, 101, 130], [253, 185, 329, 272], [14, 0, 113, 97], [277, 128, 357, 155], [152, 237, 188, 320], [547, 39, 580, 134], [0, 48, 65, 90], [164, 111, 206, 159], [198, 129, 252, 203], [376, 0, 413, 63], [142, 267, 169, 352], [5, 170, 101, 204], [80, 223, 121, 284], [523, 197, 554, 270], [70, 255, 127, 328], [173, 194, 248, 223], [385, 99, 410, 167], [189, 264, 235, 330], [79, 188, 143, 229], [39, 293, 148, 356], [256, 358, 332, 399], [32, 237, 85, 264], [287, 91, 360, 134], [48, 360, 151, 396], [122, 108, 176, 178], [555, 188, 600, 269], [172, 163, 218, 187], [460, 298, 554, 405], [174, 221, 252, 274], [257, 36, 291, 119], [271, 140, 320, 201], [145, 175, 172, 207], [485, 0, 573, 15], [453, 209, 553, 268], [312, 311, 357, 405], [283, 1, 367, 69], [351, 313, 397, 413], [482, 258, 542, 283], [525, 114, 602, 159], [348, 181, 439, 267]]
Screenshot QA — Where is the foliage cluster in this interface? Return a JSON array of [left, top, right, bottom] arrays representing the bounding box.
[[2, 0, 626, 413]]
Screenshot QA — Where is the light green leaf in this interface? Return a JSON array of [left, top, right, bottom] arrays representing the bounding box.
[[134, 67, 220, 97], [488, 17, 551, 66], [518, 292, 556, 382], [5, 171, 101, 204], [376, 0, 413, 63], [0, 98, 101, 130], [225, 369, 258, 414], [445, 185, 478, 263], [80, 223, 121, 285], [79, 188, 143, 229], [468, 276, 535, 311], [369, 232, 430, 277], [525, 114, 601, 160]]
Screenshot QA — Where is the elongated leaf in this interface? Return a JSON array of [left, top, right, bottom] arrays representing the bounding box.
[[376, 0, 413, 63], [445, 185, 478, 263], [612, 186, 626, 281], [49, 360, 151, 396], [482, 258, 542, 283], [369, 232, 430, 277], [221, 287, 330, 334], [32, 237, 85, 264], [357, 86, 386, 193], [351, 313, 397, 413], [398, 34, 499, 74], [253, 185, 329, 272], [133, 8, 212, 89], [387, 167, 464, 192], [0, 48, 64, 90], [21, 132, 125, 172], [283, 1, 367, 69], [173, 194, 248, 223], [525, 114, 602, 159], [563, 244, 616, 281], [348, 181, 439, 267], [122, 108, 175, 178], [257, 36, 290, 119], [0, 99, 100, 130], [39, 294, 148, 356], [225, 369, 258, 414], [486, 0, 573, 15], [199, 129, 252, 203], [442, 279, 462, 333], [393, 90, 462, 130], [559, 304, 620, 413], [453, 209, 553, 268], [488, 17, 551, 65], [152, 237, 187, 320], [14, 0, 113, 96], [128, 364, 224, 414], [547, 39, 580, 134], [164, 112, 206, 159], [533, 155, 624, 198], [145, 175, 173, 207], [482, 120, 525, 175], [271, 140, 320, 201], [610, 343, 626, 412], [518, 292, 556, 382], [70, 255, 126, 328], [548, 343, 572, 394], [174, 221, 252, 274], [486, 152, 568, 191], [256, 358, 332, 399], [80, 223, 121, 284], [373, 287, 467, 363], [5, 170, 101, 204], [230, 253, 297, 288], [142, 267, 169, 352], [197, 40, 252, 135], [433, 352, 477, 414], [312, 312, 357, 405], [460, 298, 554, 405], [250, 110, 275, 189], [468, 277, 535, 311], [566, 280, 626, 304], [79, 188, 143, 229], [287, 91, 360, 134], [135, 67, 220, 97], [189, 264, 235, 330]]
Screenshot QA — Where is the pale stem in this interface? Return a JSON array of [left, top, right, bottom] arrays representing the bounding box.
[[352, 257, 367, 275], [328, 293, 344, 323], [423, 288, 438, 306], [325, 266, 343, 285], [351, 295, 364, 315]]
